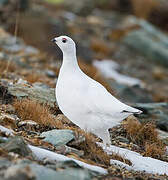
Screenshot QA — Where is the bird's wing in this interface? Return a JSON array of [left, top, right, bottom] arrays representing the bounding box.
[[83, 76, 141, 116]]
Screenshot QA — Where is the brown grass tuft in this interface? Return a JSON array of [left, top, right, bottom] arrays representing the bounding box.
[[70, 129, 132, 167], [0, 60, 16, 75], [24, 72, 55, 87], [144, 142, 166, 159], [76, 130, 110, 166], [25, 73, 43, 84], [13, 99, 64, 128], [130, 0, 158, 19], [124, 117, 166, 159], [91, 38, 111, 57]]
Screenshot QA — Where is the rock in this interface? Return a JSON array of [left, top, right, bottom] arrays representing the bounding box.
[[157, 129, 168, 146], [18, 120, 39, 131], [0, 113, 18, 129], [55, 145, 84, 156], [41, 129, 75, 147], [7, 84, 56, 107], [122, 17, 168, 66], [115, 136, 130, 144], [45, 70, 56, 78], [0, 158, 11, 169], [5, 162, 92, 180], [0, 136, 32, 157], [134, 103, 168, 131], [63, 0, 95, 16], [18, 120, 38, 127], [109, 81, 153, 103], [4, 163, 35, 180], [0, 125, 14, 136], [0, 85, 13, 104], [0, 137, 8, 143]]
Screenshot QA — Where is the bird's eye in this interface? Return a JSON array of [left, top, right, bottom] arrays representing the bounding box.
[[62, 38, 67, 43]]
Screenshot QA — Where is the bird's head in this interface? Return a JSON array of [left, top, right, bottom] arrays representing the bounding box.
[[51, 36, 76, 55]]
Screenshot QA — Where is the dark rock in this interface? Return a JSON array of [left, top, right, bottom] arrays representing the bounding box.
[[0, 136, 32, 157], [134, 103, 168, 131], [109, 82, 153, 103], [0, 85, 13, 104]]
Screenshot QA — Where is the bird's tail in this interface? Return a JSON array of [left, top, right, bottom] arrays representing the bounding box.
[[122, 106, 143, 115]]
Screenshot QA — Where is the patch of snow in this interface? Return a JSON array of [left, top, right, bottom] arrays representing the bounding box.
[[93, 59, 143, 86], [28, 145, 107, 175], [0, 125, 14, 136], [99, 143, 168, 176]]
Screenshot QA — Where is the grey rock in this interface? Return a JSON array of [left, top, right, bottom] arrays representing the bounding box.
[[0, 158, 11, 169], [0, 0, 8, 6], [134, 102, 168, 110], [0, 136, 32, 157], [134, 103, 168, 132], [0, 137, 8, 143], [158, 129, 168, 146], [109, 81, 153, 103], [8, 84, 57, 107], [55, 145, 84, 156], [63, 0, 95, 16], [41, 129, 75, 147], [45, 70, 56, 78], [5, 163, 91, 180], [2, 44, 25, 53], [32, 82, 50, 89], [24, 46, 39, 55], [115, 136, 130, 144], [122, 17, 168, 66]]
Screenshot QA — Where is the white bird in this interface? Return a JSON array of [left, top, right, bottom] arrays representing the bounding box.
[[51, 35, 142, 145]]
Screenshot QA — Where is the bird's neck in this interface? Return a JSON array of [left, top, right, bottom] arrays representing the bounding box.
[[62, 51, 80, 70]]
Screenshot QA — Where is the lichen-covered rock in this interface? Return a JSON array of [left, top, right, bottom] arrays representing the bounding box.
[[7, 84, 57, 107], [41, 129, 75, 147]]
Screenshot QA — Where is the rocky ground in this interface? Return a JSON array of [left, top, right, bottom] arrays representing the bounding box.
[[0, 0, 168, 179]]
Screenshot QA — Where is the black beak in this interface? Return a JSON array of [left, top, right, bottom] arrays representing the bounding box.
[[51, 38, 56, 43]]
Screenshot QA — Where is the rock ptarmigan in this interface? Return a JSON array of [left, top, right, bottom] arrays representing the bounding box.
[[51, 35, 142, 145]]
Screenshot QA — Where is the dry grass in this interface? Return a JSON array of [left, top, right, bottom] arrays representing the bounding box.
[[24, 72, 55, 87], [25, 73, 43, 84], [13, 99, 64, 128], [0, 60, 16, 75], [144, 142, 165, 159], [91, 38, 111, 57], [74, 129, 110, 166], [70, 129, 132, 167], [130, 0, 158, 19], [124, 117, 166, 159]]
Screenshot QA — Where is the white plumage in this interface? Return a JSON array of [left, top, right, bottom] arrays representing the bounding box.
[[52, 35, 142, 145]]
